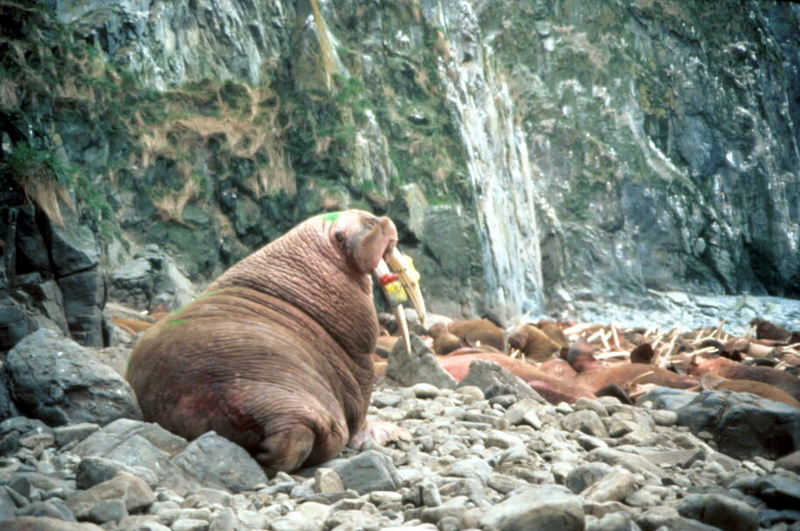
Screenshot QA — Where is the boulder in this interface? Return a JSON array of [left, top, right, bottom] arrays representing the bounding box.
[[646, 388, 800, 459], [386, 333, 457, 389], [460, 360, 545, 402], [109, 245, 195, 311], [4, 329, 141, 425], [479, 484, 585, 530]]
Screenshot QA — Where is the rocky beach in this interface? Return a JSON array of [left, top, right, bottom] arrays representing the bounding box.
[[2, 291, 800, 531]]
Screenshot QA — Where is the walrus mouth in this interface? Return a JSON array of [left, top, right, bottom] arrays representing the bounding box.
[[375, 247, 428, 354]]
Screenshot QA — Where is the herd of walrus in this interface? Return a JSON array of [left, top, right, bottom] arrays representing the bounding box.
[[124, 210, 800, 475]]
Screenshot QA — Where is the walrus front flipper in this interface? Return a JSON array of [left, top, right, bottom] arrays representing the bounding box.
[[257, 425, 316, 473]]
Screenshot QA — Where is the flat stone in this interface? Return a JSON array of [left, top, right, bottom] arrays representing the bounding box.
[[582, 471, 639, 503], [479, 485, 584, 530], [561, 410, 609, 438], [171, 432, 268, 493], [330, 449, 402, 494], [678, 493, 759, 531], [66, 472, 156, 519]]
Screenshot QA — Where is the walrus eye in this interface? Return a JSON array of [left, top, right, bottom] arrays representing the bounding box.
[[334, 231, 346, 248]]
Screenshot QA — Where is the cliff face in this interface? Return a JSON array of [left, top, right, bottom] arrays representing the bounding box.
[[2, 0, 799, 325]]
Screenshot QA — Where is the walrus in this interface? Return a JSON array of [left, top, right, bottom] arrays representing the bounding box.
[[428, 318, 506, 354], [689, 356, 800, 403], [701, 373, 800, 409], [126, 210, 423, 473], [507, 323, 564, 361]]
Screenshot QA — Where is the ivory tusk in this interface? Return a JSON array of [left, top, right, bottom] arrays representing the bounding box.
[[384, 247, 428, 329]]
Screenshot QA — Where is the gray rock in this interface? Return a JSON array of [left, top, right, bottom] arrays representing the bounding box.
[[588, 448, 666, 479], [0, 302, 41, 352], [640, 388, 698, 411], [16, 498, 77, 521], [66, 472, 156, 519], [637, 506, 721, 531], [566, 463, 616, 494], [561, 410, 609, 438], [730, 472, 800, 510], [5, 329, 141, 425], [330, 449, 402, 494], [0, 417, 52, 456], [170, 432, 267, 493], [53, 423, 100, 448], [71, 419, 187, 478], [77, 456, 158, 489], [116, 515, 171, 531], [479, 484, 584, 530], [676, 390, 800, 459], [85, 498, 129, 524], [586, 511, 641, 531], [678, 493, 759, 531], [0, 485, 18, 520], [459, 360, 545, 402], [1, 516, 104, 530], [386, 333, 457, 389], [445, 457, 494, 485], [505, 398, 543, 429], [582, 471, 639, 503], [776, 450, 800, 474], [171, 519, 210, 531], [109, 246, 195, 310], [58, 269, 104, 347]]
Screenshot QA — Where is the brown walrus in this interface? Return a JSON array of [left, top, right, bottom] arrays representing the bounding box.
[[701, 373, 800, 409], [428, 318, 506, 354], [126, 210, 415, 473]]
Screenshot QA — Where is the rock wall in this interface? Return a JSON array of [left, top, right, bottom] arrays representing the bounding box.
[[2, 0, 799, 344]]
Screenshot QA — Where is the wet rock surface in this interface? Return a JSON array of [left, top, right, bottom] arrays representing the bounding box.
[[1, 327, 799, 530]]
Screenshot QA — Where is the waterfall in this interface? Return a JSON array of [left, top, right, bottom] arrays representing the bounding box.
[[427, 1, 544, 316]]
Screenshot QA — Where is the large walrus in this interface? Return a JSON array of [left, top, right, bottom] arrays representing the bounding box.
[[126, 210, 421, 473]]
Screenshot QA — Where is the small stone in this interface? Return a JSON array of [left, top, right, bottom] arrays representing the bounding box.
[[456, 386, 485, 402], [561, 410, 609, 438], [171, 518, 209, 531], [116, 514, 170, 531], [566, 463, 616, 494], [574, 398, 609, 417], [445, 457, 493, 484], [582, 471, 639, 503], [411, 383, 441, 398], [331, 450, 401, 494], [479, 485, 584, 530], [420, 479, 442, 507], [485, 430, 524, 449], [314, 467, 344, 494], [87, 499, 128, 524], [608, 420, 637, 438], [651, 409, 678, 426]]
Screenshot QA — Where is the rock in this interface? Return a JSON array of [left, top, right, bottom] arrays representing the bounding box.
[[637, 506, 720, 531], [675, 390, 800, 459], [313, 467, 344, 494], [5, 329, 141, 425], [71, 419, 187, 460], [776, 450, 800, 474], [66, 472, 156, 519], [170, 432, 268, 493], [479, 484, 584, 530], [505, 398, 543, 429], [386, 333, 458, 389], [731, 472, 800, 510], [581, 471, 639, 503], [116, 515, 171, 531], [58, 269, 105, 347], [445, 457, 494, 485], [566, 463, 616, 494], [330, 449, 402, 494], [53, 423, 100, 448], [0, 417, 52, 456], [678, 493, 759, 531], [1, 516, 104, 530], [16, 498, 77, 521], [109, 246, 195, 310], [77, 456, 158, 489], [561, 410, 609, 438], [0, 301, 41, 351], [460, 360, 546, 402], [640, 388, 698, 411]]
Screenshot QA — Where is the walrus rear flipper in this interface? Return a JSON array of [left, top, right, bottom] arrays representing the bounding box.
[[257, 424, 316, 473]]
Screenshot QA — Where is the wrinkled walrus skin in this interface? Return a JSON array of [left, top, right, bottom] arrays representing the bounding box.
[[126, 210, 397, 473]]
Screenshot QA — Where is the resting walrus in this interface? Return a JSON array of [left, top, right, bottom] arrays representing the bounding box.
[[126, 210, 421, 472]]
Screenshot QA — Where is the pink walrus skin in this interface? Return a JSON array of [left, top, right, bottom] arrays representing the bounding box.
[[126, 210, 398, 473]]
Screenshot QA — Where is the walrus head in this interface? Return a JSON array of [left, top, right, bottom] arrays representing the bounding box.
[[323, 210, 398, 275]]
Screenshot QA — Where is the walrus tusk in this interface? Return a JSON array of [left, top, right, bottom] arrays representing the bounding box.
[[394, 303, 412, 355], [384, 247, 428, 330], [374, 257, 417, 355]]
